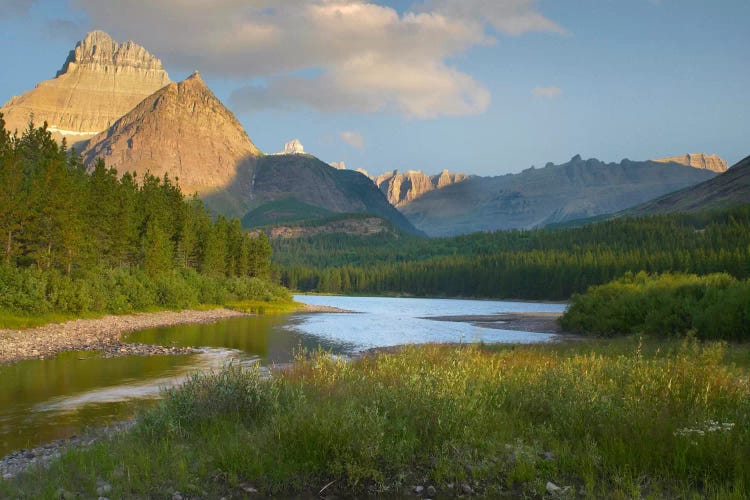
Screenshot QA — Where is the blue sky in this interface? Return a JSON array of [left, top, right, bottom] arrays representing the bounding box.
[[1, 0, 748, 176]]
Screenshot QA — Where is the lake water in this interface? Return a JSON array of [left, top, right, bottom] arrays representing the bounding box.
[[0, 296, 565, 457]]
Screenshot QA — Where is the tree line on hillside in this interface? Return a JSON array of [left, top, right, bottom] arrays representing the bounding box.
[[0, 115, 285, 314], [273, 207, 750, 300]]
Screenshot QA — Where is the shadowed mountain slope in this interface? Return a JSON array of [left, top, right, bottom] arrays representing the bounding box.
[[624, 155, 750, 216]]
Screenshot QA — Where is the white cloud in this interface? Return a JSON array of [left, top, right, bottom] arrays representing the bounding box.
[[69, 0, 563, 118], [532, 86, 562, 99], [339, 131, 365, 149]]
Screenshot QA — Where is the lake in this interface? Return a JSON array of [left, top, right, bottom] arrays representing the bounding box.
[[0, 296, 565, 457]]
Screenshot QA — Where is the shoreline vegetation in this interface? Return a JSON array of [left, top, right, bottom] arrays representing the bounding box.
[[2, 338, 748, 498]]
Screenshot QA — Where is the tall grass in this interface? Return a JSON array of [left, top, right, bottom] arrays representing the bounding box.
[[3, 340, 749, 498]]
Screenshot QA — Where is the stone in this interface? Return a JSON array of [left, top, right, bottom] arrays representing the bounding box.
[[413, 485, 424, 494], [0, 31, 171, 149], [239, 482, 258, 493], [426, 485, 437, 496], [460, 482, 474, 495], [546, 481, 562, 494], [96, 482, 112, 495]]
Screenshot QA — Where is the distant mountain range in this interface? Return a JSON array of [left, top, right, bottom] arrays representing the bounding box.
[[401, 155, 719, 236]]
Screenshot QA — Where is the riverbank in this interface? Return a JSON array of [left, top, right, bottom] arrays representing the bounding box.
[[0, 301, 353, 365], [3, 338, 748, 498], [0, 309, 250, 365]]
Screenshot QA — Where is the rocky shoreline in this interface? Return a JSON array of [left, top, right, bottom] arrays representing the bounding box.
[[0, 308, 250, 365], [1, 422, 135, 481]]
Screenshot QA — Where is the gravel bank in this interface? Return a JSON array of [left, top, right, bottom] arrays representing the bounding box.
[[0, 308, 250, 365]]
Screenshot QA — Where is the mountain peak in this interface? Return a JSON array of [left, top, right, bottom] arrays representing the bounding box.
[[1, 30, 171, 146], [82, 72, 260, 196], [57, 30, 167, 77]]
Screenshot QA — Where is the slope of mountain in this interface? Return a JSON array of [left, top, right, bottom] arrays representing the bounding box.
[[234, 154, 422, 235], [401, 155, 719, 236], [372, 169, 470, 207], [624, 155, 750, 215], [653, 153, 728, 173], [0, 31, 170, 148], [82, 71, 261, 196]]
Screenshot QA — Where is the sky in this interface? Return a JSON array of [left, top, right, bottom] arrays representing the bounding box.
[[0, 0, 748, 177]]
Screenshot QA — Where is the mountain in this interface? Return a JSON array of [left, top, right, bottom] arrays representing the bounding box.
[[370, 169, 470, 207], [653, 153, 728, 173], [228, 154, 422, 235], [624, 155, 750, 215], [0, 31, 170, 148], [401, 155, 719, 236], [81, 71, 261, 196]]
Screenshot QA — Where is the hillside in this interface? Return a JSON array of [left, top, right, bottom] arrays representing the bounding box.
[[228, 154, 421, 235], [625, 155, 750, 215], [401, 155, 718, 236]]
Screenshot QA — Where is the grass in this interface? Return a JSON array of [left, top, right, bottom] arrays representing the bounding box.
[[0, 299, 300, 330], [2, 337, 750, 498], [0, 309, 105, 330]]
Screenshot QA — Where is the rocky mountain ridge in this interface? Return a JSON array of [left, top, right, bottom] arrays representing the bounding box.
[[653, 153, 728, 173], [366, 169, 470, 207], [0, 31, 171, 147], [401, 155, 719, 236]]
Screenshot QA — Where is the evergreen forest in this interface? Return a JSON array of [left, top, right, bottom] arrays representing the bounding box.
[[0, 115, 288, 316], [273, 208, 750, 300]]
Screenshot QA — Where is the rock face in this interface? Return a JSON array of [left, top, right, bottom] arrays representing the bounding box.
[[402, 155, 719, 236], [0, 31, 171, 148], [653, 153, 728, 173], [280, 139, 305, 155], [372, 169, 470, 207], [625, 155, 750, 216], [81, 71, 260, 196]]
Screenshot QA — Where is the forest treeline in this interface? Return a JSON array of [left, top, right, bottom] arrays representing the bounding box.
[[273, 207, 750, 300], [0, 115, 288, 315]]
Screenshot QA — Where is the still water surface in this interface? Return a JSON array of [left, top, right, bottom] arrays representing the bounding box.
[[0, 296, 565, 456]]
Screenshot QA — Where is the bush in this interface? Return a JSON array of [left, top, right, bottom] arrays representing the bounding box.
[[561, 272, 750, 340]]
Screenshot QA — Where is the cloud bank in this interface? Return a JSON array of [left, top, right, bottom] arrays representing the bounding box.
[[69, 0, 563, 118]]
